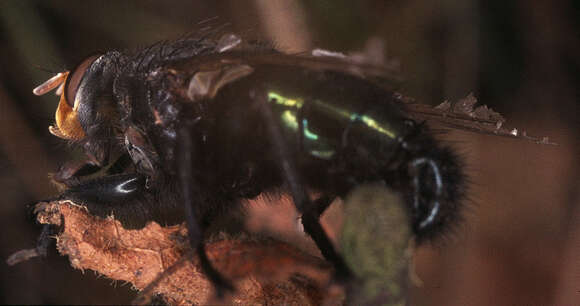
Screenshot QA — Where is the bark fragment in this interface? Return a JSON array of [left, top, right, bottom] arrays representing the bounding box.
[[34, 200, 338, 305]]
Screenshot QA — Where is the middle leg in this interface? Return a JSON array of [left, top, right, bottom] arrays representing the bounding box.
[[177, 125, 234, 296]]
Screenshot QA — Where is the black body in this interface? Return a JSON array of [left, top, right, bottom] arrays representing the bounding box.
[[48, 35, 464, 294]]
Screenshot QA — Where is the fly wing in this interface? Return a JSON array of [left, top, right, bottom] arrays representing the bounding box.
[[167, 33, 555, 145], [246, 53, 555, 145], [394, 93, 556, 145], [250, 51, 404, 89]]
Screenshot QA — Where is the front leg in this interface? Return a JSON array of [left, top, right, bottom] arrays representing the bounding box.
[[25, 172, 149, 266], [52, 153, 133, 188], [51, 158, 102, 188]]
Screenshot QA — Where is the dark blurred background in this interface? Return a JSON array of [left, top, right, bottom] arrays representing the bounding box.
[[0, 1, 578, 304]]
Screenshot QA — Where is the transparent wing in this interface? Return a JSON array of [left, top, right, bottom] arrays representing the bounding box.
[[393, 93, 556, 145], [176, 33, 556, 145]]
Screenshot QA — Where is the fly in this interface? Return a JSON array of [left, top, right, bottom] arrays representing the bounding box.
[[16, 31, 554, 301]]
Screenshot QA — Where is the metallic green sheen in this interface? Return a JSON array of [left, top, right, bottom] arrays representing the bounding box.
[[267, 90, 401, 160]]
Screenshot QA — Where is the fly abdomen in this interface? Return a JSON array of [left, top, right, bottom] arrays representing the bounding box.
[[182, 57, 465, 241], [397, 131, 466, 242]]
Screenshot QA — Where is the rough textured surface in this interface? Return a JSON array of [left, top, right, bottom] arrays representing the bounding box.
[[34, 200, 341, 305]]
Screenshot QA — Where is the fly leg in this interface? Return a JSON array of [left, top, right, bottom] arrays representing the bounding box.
[[14, 168, 146, 266], [251, 89, 353, 281], [37, 158, 103, 257], [52, 153, 133, 187], [6, 221, 62, 266], [312, 195, 336, 219], [177, 125, 235, 297], [37, 154, 129, 253], [51, 158, 102, 187], [35, 223, 60, 258]]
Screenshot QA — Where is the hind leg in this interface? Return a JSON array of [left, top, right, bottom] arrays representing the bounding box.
[[252, 88, 353, 280]]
